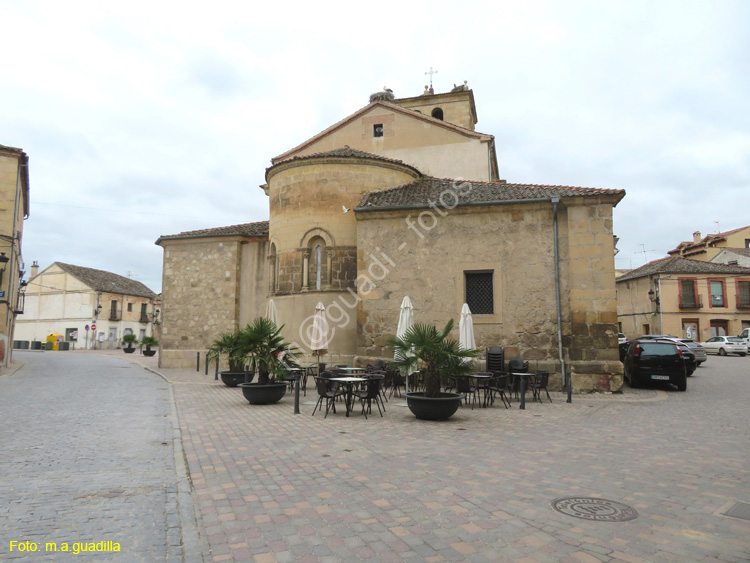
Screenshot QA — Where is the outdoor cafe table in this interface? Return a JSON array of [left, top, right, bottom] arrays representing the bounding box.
[[452, 374, 494, 408], [472, 372, 495, 407], [512, 372, 536, 410], [329, 377, 366, 417]]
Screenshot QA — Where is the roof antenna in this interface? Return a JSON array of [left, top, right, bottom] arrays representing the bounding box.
[[713, 220, 720, 233], [635, 243, 654, 262]]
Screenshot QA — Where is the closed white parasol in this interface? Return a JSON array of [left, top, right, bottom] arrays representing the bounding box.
[[395, 296, 415, 392], [459, 303, 476, 363], [265, 299, 279, 326]]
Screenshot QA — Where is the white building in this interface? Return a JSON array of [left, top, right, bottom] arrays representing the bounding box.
[[15, 262, 159, 350]]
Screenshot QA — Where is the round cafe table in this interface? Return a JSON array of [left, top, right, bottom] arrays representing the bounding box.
[[329, 377, 366, 417]]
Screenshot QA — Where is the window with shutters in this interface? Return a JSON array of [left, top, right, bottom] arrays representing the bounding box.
[[708, 279, 726, 308]]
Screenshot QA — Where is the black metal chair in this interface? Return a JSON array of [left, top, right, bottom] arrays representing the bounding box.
[[356, 377, 385, 419], [388, 368, 405, 398], [508, 357, 530, 401], [366, 373, 388, 408], [530, 370, 552, 403], [366, 359, 389, 373], [488, 373, 511, 408], [487, 346, 504, 374], [311, 376, 342, 417], [455, 376, 478, 410]]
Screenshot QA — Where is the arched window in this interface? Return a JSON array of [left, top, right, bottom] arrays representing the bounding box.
[[315, 244, 322, 290], [431, 107, 444, 120]]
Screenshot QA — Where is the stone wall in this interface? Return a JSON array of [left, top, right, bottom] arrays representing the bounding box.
[[355, 198, 623, 392], [159, 237, 244, 368]]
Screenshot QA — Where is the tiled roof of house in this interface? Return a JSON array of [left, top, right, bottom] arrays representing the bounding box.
[[616, 256, 750, 282], [668, 226, 750, 256], [355, 177, 624, 210], [55, 262, 157, 299], [156, 221, 269, 243]]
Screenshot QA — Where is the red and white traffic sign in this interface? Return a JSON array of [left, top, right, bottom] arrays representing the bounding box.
[[91, 323, 96, 331]]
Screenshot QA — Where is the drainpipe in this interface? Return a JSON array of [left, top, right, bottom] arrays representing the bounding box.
[[551, 197, 570, 403]]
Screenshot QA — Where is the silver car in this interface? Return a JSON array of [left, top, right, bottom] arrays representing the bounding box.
[[701, 336, 747, 357], [678, 339, 707, 366]]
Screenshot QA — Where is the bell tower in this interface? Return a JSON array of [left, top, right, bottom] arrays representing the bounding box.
[[393, 82, 478, 131]]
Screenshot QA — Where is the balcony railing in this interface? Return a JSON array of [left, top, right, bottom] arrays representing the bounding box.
[[679, 294, 703, 309], [139, 314, 149, 324]]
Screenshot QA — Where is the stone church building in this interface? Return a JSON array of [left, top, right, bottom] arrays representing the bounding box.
[[157, 85, 625, 392]]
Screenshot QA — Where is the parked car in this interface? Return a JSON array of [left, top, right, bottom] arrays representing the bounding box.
[[623, 338, 688, 391], [618, 333, 627, 345], [677, 339, 707, 366], [702, 336, 747, 357], [630, 335, 696, 375]]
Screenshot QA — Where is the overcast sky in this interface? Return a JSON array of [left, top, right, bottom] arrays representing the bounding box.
[[2, 0, 747, 294]]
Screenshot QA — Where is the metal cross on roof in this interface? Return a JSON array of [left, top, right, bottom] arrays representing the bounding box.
[[424, 67, 438, 87]]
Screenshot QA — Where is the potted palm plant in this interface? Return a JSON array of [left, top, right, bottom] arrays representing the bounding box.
[[389, 319, 480, 420], [141, 335, 158, 357], [122, 333, 138, 354], [207, 328, 255, 387], [238, 317, 298, 404]]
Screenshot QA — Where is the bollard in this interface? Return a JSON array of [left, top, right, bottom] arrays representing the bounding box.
[[294, 374, 301, 414], [215, 358, 219, 380], [519, 374, 526, 410], [205, 355, 209, 376], [196, 352, 200, 372]]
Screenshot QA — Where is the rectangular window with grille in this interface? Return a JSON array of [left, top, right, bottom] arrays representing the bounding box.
[[738, 280, 750, 308], [465, 271, 494, 315]]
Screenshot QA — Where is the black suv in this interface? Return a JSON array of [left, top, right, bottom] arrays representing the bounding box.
[[623, 338, 688, 391]]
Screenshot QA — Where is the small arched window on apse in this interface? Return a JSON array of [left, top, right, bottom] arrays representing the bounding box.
[[307, 235, 327, 291], [315, 244, 322, 290], [431, 107, 444, 120]]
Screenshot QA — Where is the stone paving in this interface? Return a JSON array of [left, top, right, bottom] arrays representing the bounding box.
[[2, 350, 749, 562], [161, 356, 749, 562]]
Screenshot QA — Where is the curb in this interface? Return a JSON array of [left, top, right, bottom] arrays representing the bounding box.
[[147, 366, 211, 563]]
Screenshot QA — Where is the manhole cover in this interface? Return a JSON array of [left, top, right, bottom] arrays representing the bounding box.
[[722, 501, 750, 521], [551, 497, 638, 522]]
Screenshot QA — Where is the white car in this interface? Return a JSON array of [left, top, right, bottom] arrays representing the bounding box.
[[701, 336, 747, 357]]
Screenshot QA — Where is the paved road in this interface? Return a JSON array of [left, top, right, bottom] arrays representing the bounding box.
[[0, 351, 185, 562]]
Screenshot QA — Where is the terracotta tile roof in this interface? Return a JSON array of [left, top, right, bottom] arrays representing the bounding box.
[[616, 256, 750, 282], [54, 262, 157, 299], [271, 146, 415, 170], [355, 177, 625, 210], [668, 226, 750, 255], [156, 221, 269, 243]]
